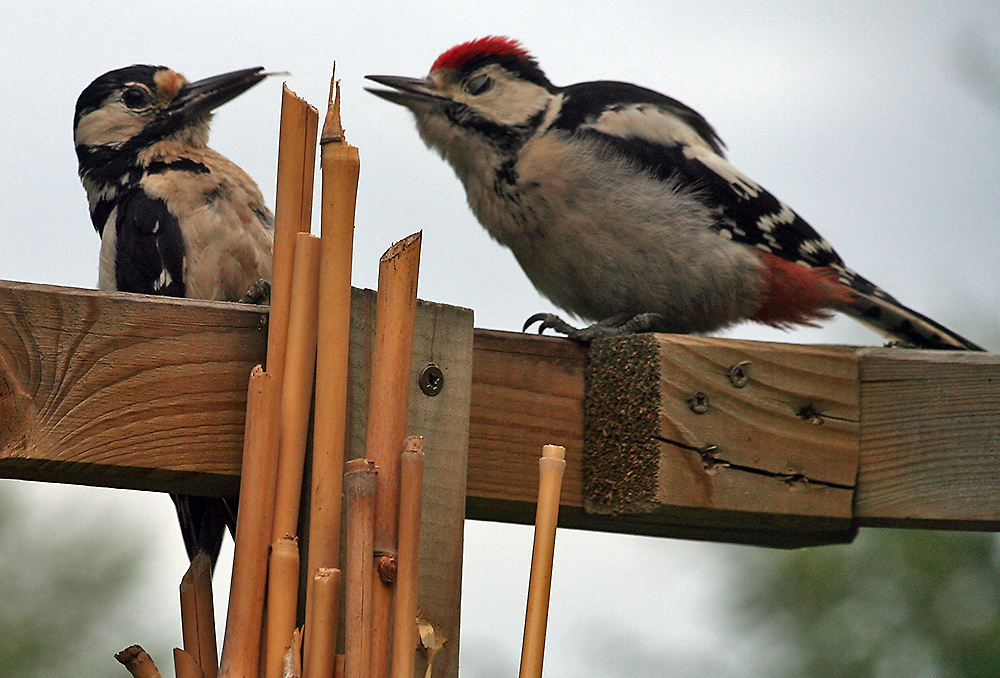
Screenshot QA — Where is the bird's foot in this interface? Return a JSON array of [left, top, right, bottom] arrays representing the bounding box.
[[523, 312, 672, 343], [239, 278, 271, 304]]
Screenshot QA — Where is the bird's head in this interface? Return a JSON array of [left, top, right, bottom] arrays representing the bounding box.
[[73, 65, 268, 158], [366, 37, 557, 164]]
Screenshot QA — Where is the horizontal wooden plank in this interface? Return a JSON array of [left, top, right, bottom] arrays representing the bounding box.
[[2, 279, 998, 545], [856, 348, 1000, 529], [0, 281, 264, 495]]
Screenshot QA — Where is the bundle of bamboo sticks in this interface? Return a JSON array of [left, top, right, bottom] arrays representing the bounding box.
[[115, 72, 427, 678]]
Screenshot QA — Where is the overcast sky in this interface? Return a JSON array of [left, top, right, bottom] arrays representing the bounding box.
[[2, 2, 999, 676]]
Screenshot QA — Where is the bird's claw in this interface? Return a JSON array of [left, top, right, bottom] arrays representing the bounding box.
[[523, 312, 582, 336], [522, 311, 674, 344]]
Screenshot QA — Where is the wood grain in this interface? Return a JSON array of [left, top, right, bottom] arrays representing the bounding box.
[[856, 348, 1000, 528], [0, 280, 266, 496], [584, 333, 860, 546]]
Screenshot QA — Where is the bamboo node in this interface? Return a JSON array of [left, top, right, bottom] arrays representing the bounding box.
[[377, 553, 397, 583]]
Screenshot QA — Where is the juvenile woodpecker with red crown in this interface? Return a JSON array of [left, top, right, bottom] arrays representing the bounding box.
[[367, 37, 982, 350], [74, 65, 277, 569]]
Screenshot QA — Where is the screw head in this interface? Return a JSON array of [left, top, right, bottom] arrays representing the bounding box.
[[418, 364, 444, 396], [687, 391, 710, 414], [727, 361, 750, 388]]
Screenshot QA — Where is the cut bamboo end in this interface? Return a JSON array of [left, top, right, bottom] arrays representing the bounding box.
[[180, 551, 218, 678], [174, 648, 206, 678], [541, 444, 566, 461], [303, 568, 342, 678], [308, 72, 360, 588], [220, 366, 279, 678], [366, 232, 422, 678], [283, 627, 304, 678], [380, 232, 422, 266], [321, 67, 347, 145], [115, 646, 164, 678], [267, 84, 319, 382], [266, 537, 302, 678], [518, 444, 567, 678]]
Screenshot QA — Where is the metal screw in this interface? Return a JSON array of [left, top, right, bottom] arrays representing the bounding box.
[[418, 364, 444, 396], [687, 391, 710, 414], [727, 360, 751, 388]]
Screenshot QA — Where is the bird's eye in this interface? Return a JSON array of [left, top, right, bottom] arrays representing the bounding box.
[[465, 74, 493, 96], [121, 86, 150, 109]]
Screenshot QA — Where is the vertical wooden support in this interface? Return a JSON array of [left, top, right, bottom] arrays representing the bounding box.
[[346, 291, 473, 678]]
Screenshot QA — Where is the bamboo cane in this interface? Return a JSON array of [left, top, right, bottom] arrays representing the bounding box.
[[343, 459, 377, 678], [303, 567, 342, 678], [180, 551, 217, 678], [305, 70, 359, 612], [219, 367, 279, 678], [174, 649, 206, 678], [266, 536, 301, 678], [366, 232, 422, 678], [389, 438, 425, 678], [271, 233, 323, 542], [267, 85, 319, 382], [283, 627, 304, 678], [115, 646, 164, 678], [518, 444, 567, 678]]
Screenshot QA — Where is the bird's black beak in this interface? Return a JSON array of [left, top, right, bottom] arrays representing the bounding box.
[[169, 67, 270, 122], [365, 75, 444, 111]]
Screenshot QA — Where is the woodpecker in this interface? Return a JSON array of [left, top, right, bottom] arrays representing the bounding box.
[[367, 37, 983, 350], [74, 65, 276, 568]]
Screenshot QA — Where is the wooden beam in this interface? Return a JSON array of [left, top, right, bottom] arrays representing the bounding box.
[[0, 281, 264, 495], [1, 280, 998, 548], [855, 348, 1000, 530]]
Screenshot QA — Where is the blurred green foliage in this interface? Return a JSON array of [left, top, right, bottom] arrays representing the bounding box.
[[0, 486, 151, 678], [737, 529, 1000, 677]]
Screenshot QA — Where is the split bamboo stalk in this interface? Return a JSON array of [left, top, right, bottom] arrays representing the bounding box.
[[343, 459, 377, 678], [518, 444, 567, 678], [180, 551, 218, 678], [303, 568, 342, 678], [219, 367, 280, 678], [266, 537, 301, 678], [271, 233, 323, 542], [115, 646, 164, 678], [283, 627, 304, 678], [366, 232, 422, 678], [267, 84, 319, 383], [174, 649, 206, 678], [306, 71, 359, 607], [390, 438, 425, 678]]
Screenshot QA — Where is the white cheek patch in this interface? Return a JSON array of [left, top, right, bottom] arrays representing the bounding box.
[[75, 104, 146, 147], [462, 65, 552, 127]]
